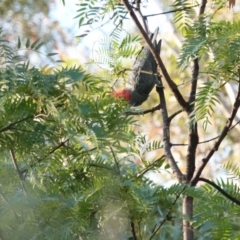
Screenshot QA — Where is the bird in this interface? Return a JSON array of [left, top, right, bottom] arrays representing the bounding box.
[[112, 27, 161, 106]]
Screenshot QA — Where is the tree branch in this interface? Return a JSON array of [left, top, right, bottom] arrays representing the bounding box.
[[191, 68, 240, 186], [199, 177, 240, 206], [144, 5, 199, 18], [9, 149, 24, 181], [116, 67, 162, 78], [185, 0, 207, 182], [171, 120, 240, 146], [131, 221, 138, 240], [110, 146, 120, 174], [156, 85, 184, 181], [125, 104, 162, 116], [0, 115, 33, 133], [0, 189, 19, 219], [25, 139, 69, 172], [0, 104, 65, 134], [116, 2, 185, 181], [149, 185, 186, 240], [168, 109, 183, 124], [171, 143, 188, 146], [121, 0, 188, 110], [199, 0, 207, 15], [9, 150, 48, 237], [137, 155, 165, 178], [9, 149, 27, 194], [134, 0, 149, 33], [186, 59, 199, 181], [46, 139, 68, 156]]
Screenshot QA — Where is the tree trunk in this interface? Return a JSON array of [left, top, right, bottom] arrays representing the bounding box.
[[182, 196, 193, 240]]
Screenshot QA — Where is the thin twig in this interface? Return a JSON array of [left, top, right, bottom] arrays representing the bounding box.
[[137, 155, 165, 179], [199, 136, 221, 144], [0, 115, 33, 133], [27, 139, 69, 171], [168, 109, 183, 124], [134, 0, 149, 33], [229, 120, 240, 130], [171, 119, 240, 146], [9, 149, 48, 238], [149, 185, 186, 240], [110, 146, 120, 174], [47, 139, 68, 156], [9, 149, 24, 180], [88, 163, 113, 171], [9, 149, 27, 195], [117, 67, 162, 77], [125, 104, 162, 116], [144, 5, 199, 18], [110, 12, 128, 37], [171, 143, 188, 146], [0, 104, 65, 134], [0, 189, 19, 219]]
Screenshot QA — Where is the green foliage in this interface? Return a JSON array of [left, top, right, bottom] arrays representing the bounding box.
[[75, 0, 127, 37], [193, 179, 240, 240], [180, 20, 240, 74], [0, 29, 138, 239], [2, 27, 226, 239], [0, 27, 191, 240], [184, 164, 240, 239], [173, 0, 196, 33], [178, 15, 208, 68], [146, 140, 163, 152], [1, 0, 240, 238], [223, 160, 240, 179], [179, 19, 240, 128], [190, 80, 221, 129], [94, 32, 142, 76]]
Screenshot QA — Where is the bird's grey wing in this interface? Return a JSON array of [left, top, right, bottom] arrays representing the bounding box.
[[131, 28, 160, 97]]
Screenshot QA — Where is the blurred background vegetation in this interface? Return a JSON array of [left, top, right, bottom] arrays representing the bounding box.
[[1, 0, 240, 239]]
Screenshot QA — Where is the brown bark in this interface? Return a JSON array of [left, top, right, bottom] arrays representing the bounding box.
[[183, 196, 194, 240]]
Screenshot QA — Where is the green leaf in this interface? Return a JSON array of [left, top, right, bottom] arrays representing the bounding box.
[[17, 36, 21, 49], [25, 38, 30, 48], [31, 38, 41, 49], [35, 42, 45, 50], [47, 52, 58, 57]]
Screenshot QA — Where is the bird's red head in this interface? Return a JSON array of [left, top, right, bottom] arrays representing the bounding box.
[[111, 88, 132, 102]]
